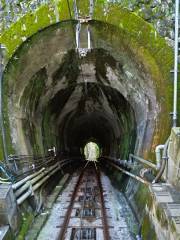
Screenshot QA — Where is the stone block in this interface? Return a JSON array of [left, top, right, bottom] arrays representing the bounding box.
[[0, 184, 19, 233], [167, 127, 180, 188], [154, 191, 173, 203], [167, 203, 180, 217]]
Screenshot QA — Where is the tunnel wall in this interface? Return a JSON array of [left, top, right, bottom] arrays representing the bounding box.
[[2, 22, 138, 158], [1, 21, 172, 159], [0, 0, 174, 160]]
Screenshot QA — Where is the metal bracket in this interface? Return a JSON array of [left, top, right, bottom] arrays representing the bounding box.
[[76, 22, 91, 58], [29, 182, 34, 196], [74, 0, 93, 57]]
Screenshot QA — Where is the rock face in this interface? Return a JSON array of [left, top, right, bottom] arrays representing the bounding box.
[[122, 0, 174, 39]]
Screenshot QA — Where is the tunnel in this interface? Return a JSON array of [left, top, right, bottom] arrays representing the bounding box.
[[0, 1, 176, 239], [2, 20, 168, 160]]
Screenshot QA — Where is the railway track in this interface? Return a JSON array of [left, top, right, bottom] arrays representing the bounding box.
[[57, 165, 110, 240]]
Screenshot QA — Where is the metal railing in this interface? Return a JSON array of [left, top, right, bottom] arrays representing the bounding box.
[[5, 154, 57, 180], [101, 141, 170, 185], [129, 154, 157, 170], [12, 162, 70, 205], [0, 152, 80, 182], [0, 155, 78, 205]]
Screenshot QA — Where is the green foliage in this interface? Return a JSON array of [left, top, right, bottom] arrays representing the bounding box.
[[16, 212, 34, 240], [141, 214, 157, 240]]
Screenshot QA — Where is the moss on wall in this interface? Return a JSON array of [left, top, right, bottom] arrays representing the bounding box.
[[0, 0, 173, 160], [0, 1, 173, 64], [141, 214, 157, 240], [16, 209, 34, 240]]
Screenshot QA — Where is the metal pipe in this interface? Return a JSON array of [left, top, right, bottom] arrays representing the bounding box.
[[173, 0, 179, 127], [33, 168, 59, 191], [17, 188, 32, 205], [14, 159, 72, 196], [0, 44, 8, 161], [76, 22, 80, 49], [155, 145, 165, 170], [87, 25, 91, 50], [129, 154, 157, 170], [12, 159, 72, 190], [152, 138, 170, 184], [106, 161, 150, 185], [12, 168, 45, 190], [15, 163, 59, 197], [102, 155, 157, 170], [16, 166, 61, 205]]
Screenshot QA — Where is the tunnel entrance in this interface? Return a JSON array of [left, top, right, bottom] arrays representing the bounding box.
[[2, 19, 164, 161], [0, 1, 174, 239]]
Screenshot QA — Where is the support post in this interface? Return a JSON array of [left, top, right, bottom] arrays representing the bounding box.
[[173, 0, 179, 127]]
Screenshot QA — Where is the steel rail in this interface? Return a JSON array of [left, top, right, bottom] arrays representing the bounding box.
[[79, 173, 89, 239], [58, 169, 84, 240], [95, 168, 110, 240]]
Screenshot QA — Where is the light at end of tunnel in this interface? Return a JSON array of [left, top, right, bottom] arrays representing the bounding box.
[[84, 142, 100, 162]]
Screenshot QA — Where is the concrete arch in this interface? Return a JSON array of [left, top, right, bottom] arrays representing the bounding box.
[[0, 0, 174, 161]]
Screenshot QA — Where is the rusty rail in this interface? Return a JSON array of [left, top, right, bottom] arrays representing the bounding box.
[[95, 168, 110, 240], [58, 170, 84, 240], [58, 165, 111, 239]]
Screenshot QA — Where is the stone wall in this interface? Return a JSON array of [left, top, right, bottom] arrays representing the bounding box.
[[119, 0, 174, 40]]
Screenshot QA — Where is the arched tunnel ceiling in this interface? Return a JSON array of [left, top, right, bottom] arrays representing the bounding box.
[[3, 19, 172, 159]]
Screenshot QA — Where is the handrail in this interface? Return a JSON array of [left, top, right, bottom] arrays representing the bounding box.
[[0, 154, 82, 183], [12, 158, 75, 205], [101, 142, 170, 185], [101, 155, 157, 170], [129, 154, 157, 170], [102, 157, 150, 185]]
